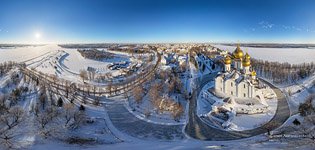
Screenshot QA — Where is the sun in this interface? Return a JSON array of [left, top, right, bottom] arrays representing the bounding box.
[[35, 32, 41, 39]]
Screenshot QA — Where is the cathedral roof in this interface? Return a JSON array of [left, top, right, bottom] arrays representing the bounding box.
[[242, 52, 251, 67], [224, 56, 232, 64], [251, 71, 257, 76], [233, 44, 244, 59]]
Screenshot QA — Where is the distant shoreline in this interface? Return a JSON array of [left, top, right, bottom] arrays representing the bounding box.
[[0, 44, 45, 49], [217, 43, 315, 49]]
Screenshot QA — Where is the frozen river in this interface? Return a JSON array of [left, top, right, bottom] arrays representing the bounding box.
[[213, 44, 315, 64]]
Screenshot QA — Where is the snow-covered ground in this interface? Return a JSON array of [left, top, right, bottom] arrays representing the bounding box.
[[126, 94, 187, 125], [229, 97, 277, 131], [0, 45, 56, 63], [2, 44, 315, 149], [61, 48, 130, 75], [29, 132, 311, 150], [213, 44, 315, 64], [0, 44, 150, 85]]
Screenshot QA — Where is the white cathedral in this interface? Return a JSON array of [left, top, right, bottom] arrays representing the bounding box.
[[214, 45, 267, 100]]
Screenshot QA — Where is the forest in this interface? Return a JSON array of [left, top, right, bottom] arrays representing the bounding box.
[[251, 59, 315, 84]]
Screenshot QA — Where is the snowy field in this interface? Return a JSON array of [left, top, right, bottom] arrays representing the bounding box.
[[0, 44, 141, 84], [61, 48, 130, 74], [0, 45, 56, 63], [213, 44, 315, 64]]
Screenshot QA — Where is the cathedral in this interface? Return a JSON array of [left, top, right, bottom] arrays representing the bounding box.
[[214, 45, 264, 100]]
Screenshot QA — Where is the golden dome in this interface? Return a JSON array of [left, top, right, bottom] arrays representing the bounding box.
[[242, 57, 251, 67], [244, 52, 250, 60], [233, 44, 244, 59], [224, 56, 232, 64], [251, 71, 257, 76]]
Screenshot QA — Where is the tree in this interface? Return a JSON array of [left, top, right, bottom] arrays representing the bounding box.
[[71, 111, 86, 129], [93, 97, 100, 106], [79, 70, 88, 83], [57, 97, 63, 107], [132, 85, 144, 104], [79, 105, 85, 111], [171, 103, 184, 121], [39, 88, 47, 110], [10, 88, 21, 106], [106, 82, 113, 96], [298, 96, 314, 116], [149, 83, 160, 102], [293, 118, 301, 126], [0, 106, 25, 149], [0, 106, 24, 130], [35, 106, 61, 138], [63, 104, 75, 127]]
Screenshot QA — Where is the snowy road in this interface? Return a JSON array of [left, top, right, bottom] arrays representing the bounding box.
[[104, 99, 185, 140]]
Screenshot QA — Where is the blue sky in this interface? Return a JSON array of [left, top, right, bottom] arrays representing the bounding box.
[[0, 0, 315, 43]]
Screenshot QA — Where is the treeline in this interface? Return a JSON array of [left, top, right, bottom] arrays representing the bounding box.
[[0, 61, 18, 77], [251, 59, 315, 84], [77, 49, 114, 60], [59, 44, 112, 49], [107, 47, 151, 54]]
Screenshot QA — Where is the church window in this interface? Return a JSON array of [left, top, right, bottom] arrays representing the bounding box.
[[244, 84, 246, 88], [231, 82, 233, 87], [231, 91, 233, 95], [244, 93, 246, 97]]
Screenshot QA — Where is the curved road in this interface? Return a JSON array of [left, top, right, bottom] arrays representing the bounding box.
[[185, 73, 291, 140], [104, 100, 185, 140]]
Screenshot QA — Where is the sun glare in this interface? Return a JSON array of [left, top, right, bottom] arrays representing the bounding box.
[[35, 32, 41, 39]]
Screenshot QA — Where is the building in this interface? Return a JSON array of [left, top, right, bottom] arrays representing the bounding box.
[[214, 45, 265, 100]]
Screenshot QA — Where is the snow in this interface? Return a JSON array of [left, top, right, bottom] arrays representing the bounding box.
[[197, 80, 278, 131], [213, 44, 315, 64], [0, 44, 151, 85], [1, 44, 315, 149], [29, 132, 314, 150], [61, 48, 130, 75], [229, 97, 277, 131], [125, 96, 187, 125], [0, 45, 56, 63]]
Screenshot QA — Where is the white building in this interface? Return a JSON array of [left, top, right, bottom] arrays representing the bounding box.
[[214, 45, 265, 101]]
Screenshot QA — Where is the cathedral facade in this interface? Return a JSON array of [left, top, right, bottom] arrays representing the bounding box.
[[214, 45, 262, 99]]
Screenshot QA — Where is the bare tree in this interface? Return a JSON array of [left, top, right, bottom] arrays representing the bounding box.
[[71, 111, 86, 129], [0, 106, 25, 149], [36, 106, 60, 138], [93, 97, 100, 106], [132, 85, 144, 104], [0, 106, 24, 130], [63, 104, 76, 127], [79, 70, 88, 83], [171, 103, 184, 121]]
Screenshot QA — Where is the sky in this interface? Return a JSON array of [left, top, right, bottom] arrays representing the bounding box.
[[0, 0, 315, 44]]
